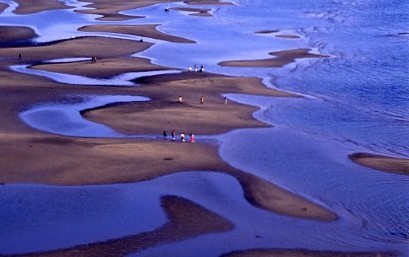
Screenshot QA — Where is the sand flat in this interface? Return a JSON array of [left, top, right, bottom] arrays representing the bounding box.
[[0, 1, 356, 255], [219, 48, 327, 68], [76, 0, 169, 21], [5, 195, 234, 257], [221, 248, 398, 257], [0, 36, 154, 63], [171, 7, 213, 16], [0, 26, 37, 44], [349, 153, 409, 176], [13, 0, 71, 14], [83, 72, 296, 135], [79, 24, 196, 43]]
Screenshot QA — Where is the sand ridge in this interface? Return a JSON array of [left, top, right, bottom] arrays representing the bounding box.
[[0, 0, 397, 256], [219, 48, 328, 68], [79, 24, 196, 43], [349, 153, 409, 176]]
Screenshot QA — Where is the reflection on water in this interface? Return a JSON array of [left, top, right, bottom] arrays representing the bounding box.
[[20, 95, 149, 137], [1, 171, 406, 256], [1, 0, 409, 256]]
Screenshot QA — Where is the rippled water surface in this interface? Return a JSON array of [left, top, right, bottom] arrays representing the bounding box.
[[1, 0, 408, 256]]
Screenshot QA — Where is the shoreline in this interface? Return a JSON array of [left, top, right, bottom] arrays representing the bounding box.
[[0, 8, 336, 224], [0, 0, 404, 256], [349, 153, 409, 176], [218, 48, 328, 68]]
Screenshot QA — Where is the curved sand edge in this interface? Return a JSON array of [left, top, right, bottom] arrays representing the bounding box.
[[13, 0, 71, 14], [0, 26, 37, 44], [0, 20, 336, 223], [170, 7, 213, 16], [221, 248, 398, 257], [219, 48, 328, 68], [75, 0, 169, 21], [79, 24, 196, 43], [83, 71, 296, 135], [349, 153, 409, 176], [4, 195, 234, 257]]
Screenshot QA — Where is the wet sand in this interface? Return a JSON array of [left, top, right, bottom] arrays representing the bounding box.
[[13, 0, 70, 14], [171, 7, 213, 17], [0, 3, 7, 13], [75, 0, 168, 21], [0, 26, 37, 44], [0, 0, 391, 256], [219, 48, 327, 68], [255, 30, 301, 39], [79, 24, 196, 43], [83, 72, 295, 135], [349, 153, 409, 176], [0, 18, 334, 225], [4, 196, 234, 257], [222, 248, 398, 257]]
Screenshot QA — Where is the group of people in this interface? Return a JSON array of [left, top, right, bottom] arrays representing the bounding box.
[[188, 64, 205, 72], [163, 130, 195, 143], [177, 95, 228, 105]]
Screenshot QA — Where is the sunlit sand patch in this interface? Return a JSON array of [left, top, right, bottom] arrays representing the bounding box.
[[221, 248, 398, 257], [0, 36, 154, 64], [218, 48, 328, 68], [13, 0, 71, 14], [170, 6, 213, 17], [1, 186, 234, 256], [28, 57, 174, 79], [19, 95, 149, 137], [275, 34, 301, 39], [0, 25, 37, 44], [79, 24, 195, 43], [75, 0, 172, 21], [184, 0, 233, 6], [255, 29, 301, 39], [349, 153, 409, 176]]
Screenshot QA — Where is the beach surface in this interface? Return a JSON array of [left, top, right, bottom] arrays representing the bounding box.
[[0, 0, 406, 256]]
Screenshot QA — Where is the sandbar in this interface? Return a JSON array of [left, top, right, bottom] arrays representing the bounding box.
[[0, 1, 389, 255], [13, 0, 70, 14], [171, 7, 213, 17], [255, 30, 280, 34], [0, 26, 37, 44], [79, 24, 195, 43], [5, 195, 234, 257], [83, 71, 296, 135], [349, 153, 409, 176], [184, 0, 233, 5], [275, 34, 301, 39], [76, 0, 169, 21], [219, 48, 327, 68], [221, 248, 398, 257]]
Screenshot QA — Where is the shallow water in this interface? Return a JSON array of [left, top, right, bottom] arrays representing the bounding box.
[[19, 95, 149, 137], [1, 0, 408, 256]]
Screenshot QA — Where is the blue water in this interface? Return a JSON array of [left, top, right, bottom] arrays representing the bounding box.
[[1, 0, 408, 256]]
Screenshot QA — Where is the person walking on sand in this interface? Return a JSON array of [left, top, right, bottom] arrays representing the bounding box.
[[171, 130, 176, 141], [163, 130, 167, 139], [189, 133, 195, 143], [200, 96, 204, 104], [199, 65, 204, 72], [180, 133, 186, 142], [178, 95, 183, 104], [224, 97, 228, 104]]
